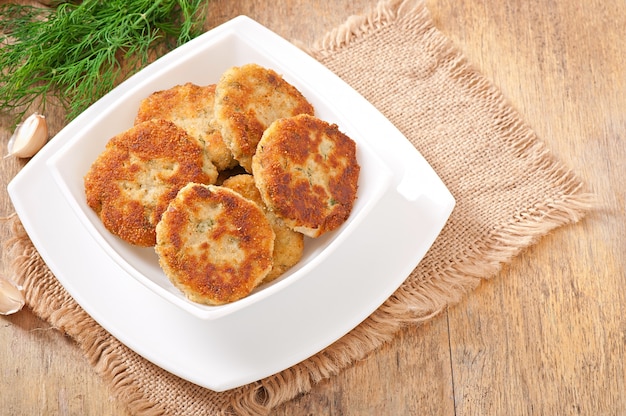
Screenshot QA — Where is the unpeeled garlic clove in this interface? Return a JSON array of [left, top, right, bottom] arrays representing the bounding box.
[[0, 278, 25, 315], [6, 113, 49, 158]]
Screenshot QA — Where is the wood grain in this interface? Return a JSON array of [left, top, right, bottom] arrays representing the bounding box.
[[430, 1, 626, 414], [1, 0, 624, 414]]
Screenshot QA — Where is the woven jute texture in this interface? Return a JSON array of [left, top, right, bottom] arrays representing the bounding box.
[[5, 0, 593, 414]]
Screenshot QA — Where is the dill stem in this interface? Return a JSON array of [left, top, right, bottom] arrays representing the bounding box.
[[135, 0, 164, 29]]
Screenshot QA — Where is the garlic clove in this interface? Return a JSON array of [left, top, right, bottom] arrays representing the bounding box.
[[6, 113, 49, 158], [0, 278, 25, 315]]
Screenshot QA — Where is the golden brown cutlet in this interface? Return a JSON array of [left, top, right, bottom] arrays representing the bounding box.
[[212, 63, 315, 173], [84, 119, 218, 246], [135, 82, 236, 171], [252, 114, 360, 238], [155, 183, 275, 305]]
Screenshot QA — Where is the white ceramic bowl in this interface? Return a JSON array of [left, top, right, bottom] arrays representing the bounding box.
[[9, 16, 454, 390]]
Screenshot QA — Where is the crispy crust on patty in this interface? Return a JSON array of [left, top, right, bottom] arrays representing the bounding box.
[[155, 183, 275, 305], [212, 63, 315, 172], [135, 83, 236, 171], [84, 119, 218, 247], [222, 174, 304, 282], [252, 114, 359, 238]]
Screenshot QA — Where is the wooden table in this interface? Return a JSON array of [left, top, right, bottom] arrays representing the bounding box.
[[1, 0, 624, 414]]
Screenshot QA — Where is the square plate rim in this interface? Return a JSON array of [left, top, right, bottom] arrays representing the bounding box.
[[7, 15, 455, 391]]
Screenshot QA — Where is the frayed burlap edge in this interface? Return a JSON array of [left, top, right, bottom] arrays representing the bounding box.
[[3, 0, 595, 414]]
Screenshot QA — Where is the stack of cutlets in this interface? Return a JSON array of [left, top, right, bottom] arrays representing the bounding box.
[[84, 63, 359, 305]]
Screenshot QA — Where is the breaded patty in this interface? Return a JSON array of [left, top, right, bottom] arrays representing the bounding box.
[[84, 119, 218, 247], [252, 114, 360, 238], [155, 183, 275, 305], [135, 83, 236, 171], [222, 174, 304, 282], [212, 63, 315, 172]]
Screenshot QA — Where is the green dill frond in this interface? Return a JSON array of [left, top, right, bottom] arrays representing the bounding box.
[[0, 0, 207, 127]]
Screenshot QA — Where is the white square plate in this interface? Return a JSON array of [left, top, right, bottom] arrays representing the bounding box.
[[8, 16, 454, 391]]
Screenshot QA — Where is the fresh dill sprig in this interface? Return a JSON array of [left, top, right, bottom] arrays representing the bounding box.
[[0, 0, 207, 127]]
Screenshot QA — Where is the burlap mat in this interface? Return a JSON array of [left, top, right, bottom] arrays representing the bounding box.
[[5, 0, 594, 414]]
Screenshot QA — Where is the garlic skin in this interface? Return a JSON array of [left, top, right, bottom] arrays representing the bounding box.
[[0, 278, 25, 315], [7, 113, 49, 158]]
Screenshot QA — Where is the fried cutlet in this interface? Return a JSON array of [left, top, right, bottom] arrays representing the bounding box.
[[135, 83, 236, 171], [84, 119, 218, 246], [252, 114, 360, 238], [212, 63, 315, 172], [155, 183, 275, 305], [222, 174, 304, 282]]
